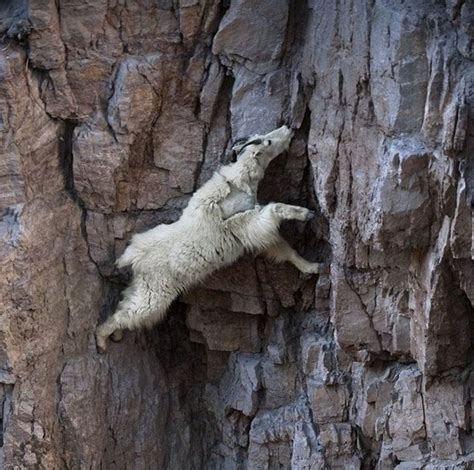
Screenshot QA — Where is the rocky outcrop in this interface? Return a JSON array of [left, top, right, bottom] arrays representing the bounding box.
[[0, 0, 472, 468]]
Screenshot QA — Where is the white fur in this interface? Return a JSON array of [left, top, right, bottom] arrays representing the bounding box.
[[96, 126, 325, 352]]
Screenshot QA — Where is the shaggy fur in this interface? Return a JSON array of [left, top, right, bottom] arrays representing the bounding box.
[[96, 125, 324, 352]]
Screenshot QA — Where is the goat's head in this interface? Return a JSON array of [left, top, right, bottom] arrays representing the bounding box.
[[232, 125, 294, 170]]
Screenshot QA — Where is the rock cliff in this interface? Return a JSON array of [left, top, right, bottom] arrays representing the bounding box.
[[0, 0, 473, 468]]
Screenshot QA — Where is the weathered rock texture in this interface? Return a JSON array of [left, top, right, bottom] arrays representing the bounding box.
[[0, 0, 473, 468]]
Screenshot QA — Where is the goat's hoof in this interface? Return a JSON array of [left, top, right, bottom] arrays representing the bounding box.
[[301, 262, 329, 275], [289, 206, 313, 221], [95, 334, 108, 354], [294, 207, 314, 221], [318, 263, 330, 274], [312, 263, 330, 274], [304, 209, 315, 221], [110, 329, 123, 343]]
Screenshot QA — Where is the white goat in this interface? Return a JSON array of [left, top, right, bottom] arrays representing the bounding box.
[[96, 125, 324, 352]]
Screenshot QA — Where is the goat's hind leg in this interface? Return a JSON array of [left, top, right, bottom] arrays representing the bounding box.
[[95, 281, 174, 353]]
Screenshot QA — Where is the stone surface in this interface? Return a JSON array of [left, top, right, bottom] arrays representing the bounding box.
[[0, 0, 472, 468]]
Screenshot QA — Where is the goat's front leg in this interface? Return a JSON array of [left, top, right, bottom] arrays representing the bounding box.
[[263, 235, 327, 274], [225, 203, 314, 252]]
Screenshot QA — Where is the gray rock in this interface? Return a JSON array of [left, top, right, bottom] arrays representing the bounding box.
[[219, 352, 261, 417], [0, 0, 472, 468], [213, 0, 288, 75]]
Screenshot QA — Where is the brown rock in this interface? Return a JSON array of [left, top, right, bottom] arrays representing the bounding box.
[[0, 1, 472, 468]]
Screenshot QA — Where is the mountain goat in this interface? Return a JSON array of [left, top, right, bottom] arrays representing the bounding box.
[[96, 125, 325, 352]]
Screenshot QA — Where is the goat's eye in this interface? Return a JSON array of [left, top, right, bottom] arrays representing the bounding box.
[[265, 140, 272, 146]]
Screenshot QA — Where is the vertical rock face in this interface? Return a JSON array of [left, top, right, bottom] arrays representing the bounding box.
[[0, 0, 472, 468]]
